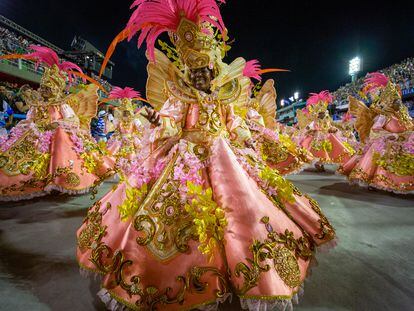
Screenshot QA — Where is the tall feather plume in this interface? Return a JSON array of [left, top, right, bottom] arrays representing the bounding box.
[[127, 0, 226, 60], [26, 45, 84, 83], [109, 86, 141, 99], [243, 59, 290, 82], [99, 0, 226, 76], [307, 90, 333, 106], [363, 72, 389, 94], [243, 59, 262, 81]]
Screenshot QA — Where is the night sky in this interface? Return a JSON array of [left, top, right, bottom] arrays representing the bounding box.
[[1, 1, 413, 102]]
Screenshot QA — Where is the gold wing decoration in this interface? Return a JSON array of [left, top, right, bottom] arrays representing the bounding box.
[[146, 48, 187, 111], [296, 109, 313, 130], [348, 96, 376, 143], [66, 84, 99, 130], [253, 79, 277, 130], [213, 57, 246, 90]]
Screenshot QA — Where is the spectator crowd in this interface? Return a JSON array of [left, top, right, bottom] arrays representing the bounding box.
[[332, 58, 414, 109]]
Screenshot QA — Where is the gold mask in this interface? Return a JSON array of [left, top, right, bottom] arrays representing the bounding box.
[[39, 65, 66, 102]]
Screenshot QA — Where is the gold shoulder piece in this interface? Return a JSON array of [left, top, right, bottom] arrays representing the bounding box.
[[214, 57, 246, 88], [165, 80, 196, 104], [256, 79, 277, 129], [67, 84, 99, 130]]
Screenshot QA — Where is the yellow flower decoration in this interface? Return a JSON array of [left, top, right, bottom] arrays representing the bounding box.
[[259, 166, 295, 203], [311, 139, 333, 152], [185, 181, 227, 261], [279, 134, 298, 153], [81, 153, 98, 174], [374, 152, 414, 176], [117, 184, 148, 221], [342, 141, 355, 154]]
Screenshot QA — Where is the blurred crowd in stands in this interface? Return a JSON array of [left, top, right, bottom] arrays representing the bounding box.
[[0, 26, 31, 54], [332, 58, 414, 113]]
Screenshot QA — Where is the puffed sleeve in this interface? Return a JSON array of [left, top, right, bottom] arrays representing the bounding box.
[[372, 115, 388, 131], [60, 103, 80, 125], [149, 97, 186, 143], [226, 104, 252, 146]]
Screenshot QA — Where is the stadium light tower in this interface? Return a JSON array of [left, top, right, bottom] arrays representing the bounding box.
[[349, 57, 362, 82], [294, 91, 299, 101]]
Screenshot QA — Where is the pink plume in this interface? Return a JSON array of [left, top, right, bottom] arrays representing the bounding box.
[[306, 90, 333, 106], [26, 45, 60, 68], [363, 72, 389, 93], [24, 45, 83, 84], [243, 59, 262, 81], [59, 61, 84, 83], [341, 112, 353, 122], [125, 0, 226, 61], [109, 86, 141, 99]]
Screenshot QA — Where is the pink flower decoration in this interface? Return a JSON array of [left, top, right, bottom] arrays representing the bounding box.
[[70, 133, 85, 154], [403, 134, 414, 154], [37, 130, 53, 153], [0, 126, 25, 152]]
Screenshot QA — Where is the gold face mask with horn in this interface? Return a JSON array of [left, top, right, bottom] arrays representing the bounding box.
[[169, 18, 228, 86], [171, 19, 221, 70], [39, 64, 66, 102], [114, 98, 135, 121]]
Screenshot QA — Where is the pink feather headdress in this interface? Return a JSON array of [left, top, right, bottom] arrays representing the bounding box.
[[109, 86, 141, 99], [26, 45, 83, 83], [306, 90, 333, 106], [127, 0, 226, 60], [362, 72, 389, 94], [99, 0, 226, 76]]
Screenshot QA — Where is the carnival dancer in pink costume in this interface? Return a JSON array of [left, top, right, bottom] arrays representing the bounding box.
[[0, 46, 114, 201], [297, 91, 355, 171], [76, 1, 336, 310], [106, 86, 150, 175], [241, 60, 314, 175], [339, 72, 414, 193]]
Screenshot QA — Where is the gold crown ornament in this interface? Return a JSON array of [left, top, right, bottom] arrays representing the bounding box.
[[170, 18, 224, 73]]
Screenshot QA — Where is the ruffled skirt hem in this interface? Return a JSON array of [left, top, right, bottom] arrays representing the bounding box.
[[43, 184, 92, 195], [347, 178, 414, 195], [0, 190, 48, 202], [96, 287, 304, 311]]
